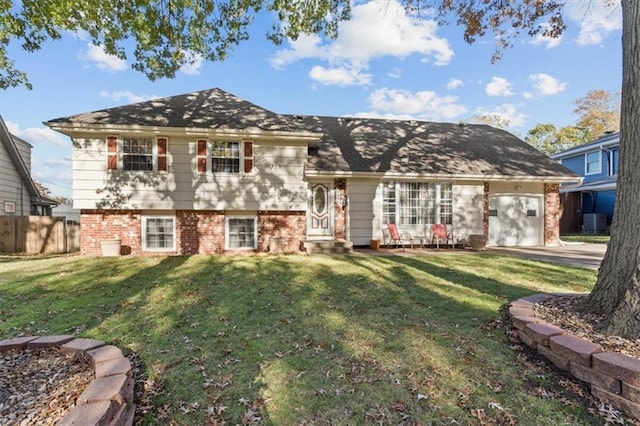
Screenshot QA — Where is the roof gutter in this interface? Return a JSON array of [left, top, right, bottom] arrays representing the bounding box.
[[305, 170, 583, 184], [44, 122, 324, 143]]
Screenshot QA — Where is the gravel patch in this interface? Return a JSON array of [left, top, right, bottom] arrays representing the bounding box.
[[0, 348, 93, 425]]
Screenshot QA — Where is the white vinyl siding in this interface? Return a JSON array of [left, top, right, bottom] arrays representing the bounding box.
[[350, 180, 483, 246], [347, 178, 380, 246], [0, 136, 32, 216], [71, 135, 308, 211]]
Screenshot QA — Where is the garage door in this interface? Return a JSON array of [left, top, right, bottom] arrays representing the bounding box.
[[488, 196, 542, 247]]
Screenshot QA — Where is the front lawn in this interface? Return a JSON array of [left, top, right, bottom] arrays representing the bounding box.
[[561, 233, 610, 244], [0, 253, 598, 424]]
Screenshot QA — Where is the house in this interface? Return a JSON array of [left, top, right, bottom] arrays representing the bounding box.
[[551, 132, 619, 234], [0, 115, 57, 216], [45, 88, 580, 256], [52, 202, 81, 223]]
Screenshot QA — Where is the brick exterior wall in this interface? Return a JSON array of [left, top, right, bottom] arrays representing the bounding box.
[[81, 209, 306, 256], [334, 179, 347, 240], [483, 182, 490, 239], [80, 210, 142, 256], [544, 183, 561, 246], [257, 211, 306, 253], [176, 210, 225, 255]]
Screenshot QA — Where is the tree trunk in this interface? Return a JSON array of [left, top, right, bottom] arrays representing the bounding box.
[[582, 0, 640, 339]]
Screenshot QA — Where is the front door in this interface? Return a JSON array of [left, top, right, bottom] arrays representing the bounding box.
[[308, 182, 333, 239]]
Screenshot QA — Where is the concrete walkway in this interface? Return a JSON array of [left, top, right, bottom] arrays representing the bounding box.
[[355, 243, 607, 270]]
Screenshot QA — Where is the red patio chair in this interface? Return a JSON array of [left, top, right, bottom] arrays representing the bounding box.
[[431, 223, 454, 249], [384, 223, 415, 251]]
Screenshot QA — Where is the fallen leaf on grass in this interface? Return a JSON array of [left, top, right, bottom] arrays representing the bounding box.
[[488, 402, 503, 411]]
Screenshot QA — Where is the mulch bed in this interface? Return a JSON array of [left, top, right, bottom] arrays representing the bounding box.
[[0, 348, 93, 425]]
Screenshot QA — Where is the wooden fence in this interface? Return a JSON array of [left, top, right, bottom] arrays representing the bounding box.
[[0, 216, 80, 254]]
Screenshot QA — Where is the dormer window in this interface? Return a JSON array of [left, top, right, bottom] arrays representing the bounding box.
[[585, 150, 601, 175]]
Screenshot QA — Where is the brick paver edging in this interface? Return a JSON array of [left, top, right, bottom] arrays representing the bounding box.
[[0, 335, 134, 425], [509, 294, 640, 420]]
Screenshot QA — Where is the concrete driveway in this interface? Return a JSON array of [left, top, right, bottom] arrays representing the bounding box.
[[356, 243, 606, 269], [485, 243, 607, 269]]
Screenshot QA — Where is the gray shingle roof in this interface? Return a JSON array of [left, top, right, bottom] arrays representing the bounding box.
[[46, 88, 321, 134], [46, 87, 577, 179], [300, 116, 577, 178]]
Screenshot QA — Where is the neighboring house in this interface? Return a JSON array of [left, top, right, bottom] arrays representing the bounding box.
[[52, 202, 81, 222], [45, 88, 580, 256], [0, 115, 57, 216], [551, 132, 619, 233]]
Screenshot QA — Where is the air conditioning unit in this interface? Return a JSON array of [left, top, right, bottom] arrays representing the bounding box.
[[583, 213, 607, 233]]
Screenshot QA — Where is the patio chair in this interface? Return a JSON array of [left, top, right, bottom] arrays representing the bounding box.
[[431, 223, 455, 249], [383, 223, 416, 250]]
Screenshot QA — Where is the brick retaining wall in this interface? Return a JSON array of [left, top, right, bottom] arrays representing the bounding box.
[[0, 335, 134, 425], [509, 294, 640, 420]]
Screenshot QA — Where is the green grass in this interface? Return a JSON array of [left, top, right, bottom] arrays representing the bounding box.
[[561, 233, 610, 244], [0, 253, 598, 424]]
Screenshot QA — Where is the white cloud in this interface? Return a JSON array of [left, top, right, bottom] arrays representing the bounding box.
[[6, 122, 70, 147], [530, 32, 563, 49], [446, 78, 463, 90], [566, 0, 621, 45], [522, 92, 533, 99], [529, 22, 564, 49], [388, 67, 402, 79], [485, 77, 514, 97], [309, 65, 372, 86], [179, 51, 204, 76], [529, 73, 567, 95], [363, 88, 467, 121], [270, 0, 453, 86], [99, 90, 159, 104], [79, 44, 127, 72], [476, 104, 527, 128]]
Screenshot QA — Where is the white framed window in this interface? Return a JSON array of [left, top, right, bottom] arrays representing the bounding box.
[[585, 150, 602, 175], [196, 140, 253, 174], [142, 216, 175, 251], [226, 216, 257, 250], [212, 141, 240, 173], [123, 137, 153, 171], [108, 136, 168, 172], [382, 182, 452, 225]]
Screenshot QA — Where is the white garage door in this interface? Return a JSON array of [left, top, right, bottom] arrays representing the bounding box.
[[488, 196, 542, 247]]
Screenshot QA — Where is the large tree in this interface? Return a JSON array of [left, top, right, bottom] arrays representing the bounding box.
[[574, 89, 621, 140], [2, 0, 638, 337], [525, 89, 619, 155]]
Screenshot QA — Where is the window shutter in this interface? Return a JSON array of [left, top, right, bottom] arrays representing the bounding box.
[[243, 141, 253, 174], [107, 136, 118, 170], [157, 138, 168, 172], [197, 139, 207, 173]]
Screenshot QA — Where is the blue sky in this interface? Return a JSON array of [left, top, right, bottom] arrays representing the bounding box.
[[0, 0, 622, 199]]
